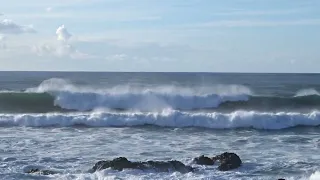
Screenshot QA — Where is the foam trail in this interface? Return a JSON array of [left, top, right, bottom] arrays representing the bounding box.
[[0, 110, 319, 129]]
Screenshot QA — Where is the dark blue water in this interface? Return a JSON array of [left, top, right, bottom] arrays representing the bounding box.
[[1, 72, 319, 96]]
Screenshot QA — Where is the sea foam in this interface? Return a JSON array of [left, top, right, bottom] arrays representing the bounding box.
[[309, 171, 320, 180], [1, 110, 319, 129]]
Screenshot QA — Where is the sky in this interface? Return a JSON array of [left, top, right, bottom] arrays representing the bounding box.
[[0, 0, 320, 72]]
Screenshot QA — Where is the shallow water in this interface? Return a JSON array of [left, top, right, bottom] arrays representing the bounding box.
[[1, 126, 320, 179]]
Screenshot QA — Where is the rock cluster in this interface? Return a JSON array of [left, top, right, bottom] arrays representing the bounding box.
[[193, 152, 242, 171], [91, 157, 194, 173], [27, 152, 242, 175]]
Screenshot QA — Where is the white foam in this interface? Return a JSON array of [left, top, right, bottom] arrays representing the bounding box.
[[295, 89, 320, 97], [26, 78, 251, 111], [0, 110, 319, 129], [310, 171, 320, 180], [0, 90, 19, 93]]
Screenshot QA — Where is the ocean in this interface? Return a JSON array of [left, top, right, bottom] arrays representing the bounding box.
[[0, 71, 320, 180]]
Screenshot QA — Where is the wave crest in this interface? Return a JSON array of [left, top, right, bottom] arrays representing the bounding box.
[[26, 78, 251, 111], [295, 89, 320, 97], [0, 78, 317, 112], [1, 110, 319, 129]]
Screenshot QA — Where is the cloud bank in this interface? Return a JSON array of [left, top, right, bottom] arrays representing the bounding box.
[[0, 19, 35, 34], [32, 25, 95, 60]]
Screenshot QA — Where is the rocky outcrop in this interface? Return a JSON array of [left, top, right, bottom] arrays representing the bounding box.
[[91, 157, 194, 173], [26, 152, 242, 176], [25, 168, 57, 175], [193, 152, 242, 171], [193, 155, 215, 165], [214, 152, 242, 171]]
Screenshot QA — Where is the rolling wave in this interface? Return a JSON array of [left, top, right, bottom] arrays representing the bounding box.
[[0, 92, 66, 113], [0, 78, 319, 113], [0, 110, 319, 129]]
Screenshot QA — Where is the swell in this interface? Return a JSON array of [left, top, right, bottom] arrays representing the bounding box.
[[218, 95, 320, 111], [0, 110, 319, 129], [0, 92, 69, 113], [1, 92, 320, 113]]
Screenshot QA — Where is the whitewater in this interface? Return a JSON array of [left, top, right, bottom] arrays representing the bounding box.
[[1, 110, 320, 129], [1, 72, 320, 180]]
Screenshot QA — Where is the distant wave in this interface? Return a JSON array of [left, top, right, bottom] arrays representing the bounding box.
[[295, 88, 320, 97], [25, 78, 252, 111], [0, 110, 319, 129], [0, 78, 319, 113]]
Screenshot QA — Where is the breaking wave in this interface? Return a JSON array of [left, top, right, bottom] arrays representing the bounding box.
[[0, 78, 319, 112], [0, 110, 319, 129]]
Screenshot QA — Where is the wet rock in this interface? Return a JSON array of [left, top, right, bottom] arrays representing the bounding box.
[[26, 168, 57, 175], [91, 157, 193, 173], [214, 152, 242, 171], [92, 157, 138, 171], [193, 155, 215, 165], [144, 160, 194, 173]]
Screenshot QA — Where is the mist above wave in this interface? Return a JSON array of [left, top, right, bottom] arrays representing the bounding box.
[[25, 78, 251, 111], [295, 89, 320, 97]]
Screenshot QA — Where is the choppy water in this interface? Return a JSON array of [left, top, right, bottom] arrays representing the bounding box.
[[0, 72, 320, 180]]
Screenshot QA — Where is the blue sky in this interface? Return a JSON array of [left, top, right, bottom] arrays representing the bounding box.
[[0, 0, 320, 72]]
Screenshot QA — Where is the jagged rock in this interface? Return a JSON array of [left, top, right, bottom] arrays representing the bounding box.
[[144, 160, 193, 173], [92, 157, 138, 171], [91, 157, 193, 173], [214, 152, 242, 171], [26, 168, 57, 175], [193, 155, 215, 165]]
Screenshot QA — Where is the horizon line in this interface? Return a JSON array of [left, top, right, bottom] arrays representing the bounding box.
[[0, 70, 319, 74]]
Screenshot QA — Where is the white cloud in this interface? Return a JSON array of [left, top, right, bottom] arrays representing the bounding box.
[[290, 59, 296, 64], [32, 43, 95, 59], [0, 35, 6, 50], [0, 44, 6, 50], [0, 19, 35, 34], [46, 7, 52, 12], [0, 35, 5, 41], [56, 25, 71, 41], [31, 25, 96, 59], [106, 54, 128, 61], [105, 53, 177, 63]]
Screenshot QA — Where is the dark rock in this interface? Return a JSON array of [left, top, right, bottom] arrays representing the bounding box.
[[143, 160, 194, 173], [26, 168, 57, 175], [91, 157, 193, 173], [193, 155, 215, 165], [92, 157, 137, 171], [214, 152, 242, 171], [278, 179, 286, 180]]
